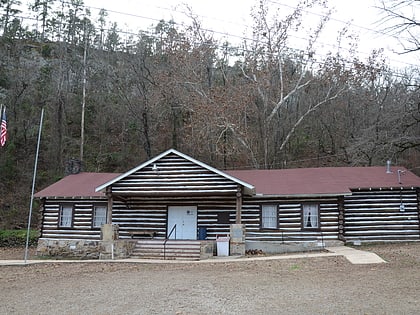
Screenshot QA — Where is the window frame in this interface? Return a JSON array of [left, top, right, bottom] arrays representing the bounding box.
[[59, 204, 73, 228], [92, 204, 107, 228], [260, 204, 279, 229], [301, 203, 320, 231]]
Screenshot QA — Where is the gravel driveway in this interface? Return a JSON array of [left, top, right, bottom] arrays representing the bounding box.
[[0, 243, 419, 314]]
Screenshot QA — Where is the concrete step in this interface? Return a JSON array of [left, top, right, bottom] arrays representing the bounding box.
[[131, 239, 202, 260]]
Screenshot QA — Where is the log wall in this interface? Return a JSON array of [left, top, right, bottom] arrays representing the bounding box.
[[38, 150, 419, 245], [344, 188, 420, 242], [39, 198, 106, 239], [39, 195, 342, 243], [108, 152, 244, 239], [39, 189, 420, 244], [111, 153, 239, 196], [113, 196, 237, 239], [241, 196, 340, 243]]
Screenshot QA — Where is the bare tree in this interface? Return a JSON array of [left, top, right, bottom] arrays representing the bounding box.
[[376, 0, 420, 54], [222, 0, 350, 168]]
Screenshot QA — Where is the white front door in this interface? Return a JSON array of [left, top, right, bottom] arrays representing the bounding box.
[[167, 206, 197, 240]]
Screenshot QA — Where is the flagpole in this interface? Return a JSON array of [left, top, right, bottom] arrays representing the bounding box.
[[24, 108, 44, 263]]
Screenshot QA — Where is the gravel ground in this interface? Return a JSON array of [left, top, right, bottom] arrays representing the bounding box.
[[0, 243, 420, 314]]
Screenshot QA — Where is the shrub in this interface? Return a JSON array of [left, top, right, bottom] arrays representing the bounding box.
[[0, 229, 39, 247]]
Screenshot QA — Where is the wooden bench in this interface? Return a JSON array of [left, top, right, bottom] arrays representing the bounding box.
[[129, 230, 158, 239]]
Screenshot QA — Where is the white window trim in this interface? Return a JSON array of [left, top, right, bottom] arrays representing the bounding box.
[[261, 204, 278, 229], [59, 204, 73, 227], [302, 203, 319, 229], [93, 205, 107, 228]]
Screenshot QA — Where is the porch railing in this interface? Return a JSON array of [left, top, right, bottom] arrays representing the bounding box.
[[164, 224, 177, 260]]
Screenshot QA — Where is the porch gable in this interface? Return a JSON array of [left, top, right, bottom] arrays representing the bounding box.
[[95, 149, 255, 196]]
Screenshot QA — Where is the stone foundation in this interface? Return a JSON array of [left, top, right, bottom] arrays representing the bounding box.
[[37, 238, 136, 260], [230, 224, 246, 256], [37, 238, 339, 259], [99, 240, 136, 260], [230, 242, 245, 256], [200, 240, 214, 260], [245, 240, 343, 254]]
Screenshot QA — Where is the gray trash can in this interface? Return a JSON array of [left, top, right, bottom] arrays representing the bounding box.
[[216, 236, 230, 256]]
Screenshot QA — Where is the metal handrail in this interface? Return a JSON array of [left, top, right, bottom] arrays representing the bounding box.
[[164, 224, 177, 260]]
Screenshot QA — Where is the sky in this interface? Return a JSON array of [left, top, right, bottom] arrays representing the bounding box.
[[80, 0, 418, 70], [19, 0, 417, 70]]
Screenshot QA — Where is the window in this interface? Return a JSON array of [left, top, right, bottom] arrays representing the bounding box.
[[261, 204, 278, 229], [59, 204, 73, 227], [93, 205, 107, 228], [302, 203, 319, 229], [217, 212, 230, 224]]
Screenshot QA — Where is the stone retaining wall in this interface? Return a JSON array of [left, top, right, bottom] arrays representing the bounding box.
[[245, 240, 344, 254], [37, 238, 136, 260]]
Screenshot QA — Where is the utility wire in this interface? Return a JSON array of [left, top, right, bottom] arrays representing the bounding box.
[[3, 12, 417, 82], [79, 0, 420, 68], [5, 0, 419, 71], [18, 0, 419, 46]]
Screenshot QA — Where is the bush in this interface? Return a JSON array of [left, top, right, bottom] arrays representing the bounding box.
[[0, 229, 39, 247]]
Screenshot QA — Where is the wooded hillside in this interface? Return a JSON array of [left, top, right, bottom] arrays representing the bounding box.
[[0, 0, 419, 228]]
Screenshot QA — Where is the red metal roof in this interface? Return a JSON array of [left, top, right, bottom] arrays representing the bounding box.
[[226, 166, 420, 196], [35, 166, 420, 198], [34, 172, 120, 198]]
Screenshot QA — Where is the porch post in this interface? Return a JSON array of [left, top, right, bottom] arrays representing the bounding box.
[[106, 187, 113, 224], [235, 186, 243, 224]]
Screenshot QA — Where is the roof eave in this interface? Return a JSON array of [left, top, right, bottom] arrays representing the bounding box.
[[254, 192, 352, 198], [38, 195, 107, 199], [353, 186, 418, 191]]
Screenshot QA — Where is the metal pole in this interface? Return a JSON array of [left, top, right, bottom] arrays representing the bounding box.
[[24, 108, 44, 263], [80, 21, 88, 163]]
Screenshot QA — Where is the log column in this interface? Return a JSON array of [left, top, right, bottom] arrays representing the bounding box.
[[106, 187, 113, 224], [235, 186, 243, 224]]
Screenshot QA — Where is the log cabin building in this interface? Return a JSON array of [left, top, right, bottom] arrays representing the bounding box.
[[35, 149, 420, 259]]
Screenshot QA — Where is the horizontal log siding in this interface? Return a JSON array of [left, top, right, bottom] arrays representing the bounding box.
[[344, 189, 420, 242], [111, 154, 238, 195], [40, 198, 106, 239], [241, 197, 340, 242], [113, 196, 237, 239]]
